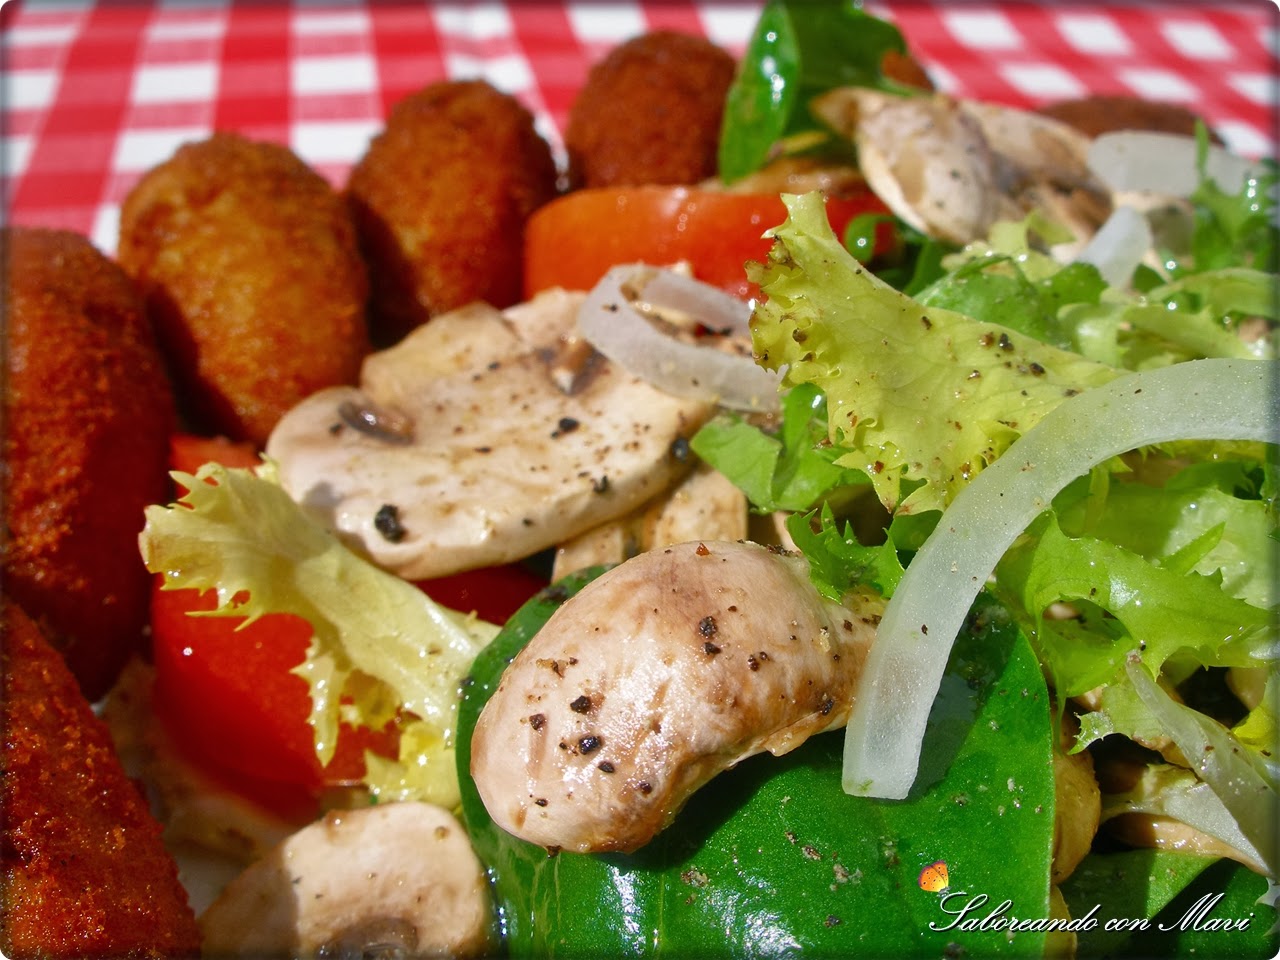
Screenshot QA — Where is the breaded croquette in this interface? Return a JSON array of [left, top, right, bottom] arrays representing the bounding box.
[[0, 600, 201, 959], [346, 80, 559, 344], [117, 132, 371, 447], [2, 226, 175, 700], [1037, 94, 1220, 142], [564, 30, 737, 190]]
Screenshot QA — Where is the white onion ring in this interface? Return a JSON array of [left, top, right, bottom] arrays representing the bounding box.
[[1075, 204, 1153, 287], [1088, 131, 1264, 198], [577, 264, 781, 412]]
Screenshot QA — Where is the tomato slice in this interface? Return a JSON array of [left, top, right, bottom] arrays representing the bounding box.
[[523, 185, 891, 301], [415, 563, 548, 627], [150, 582, 398, 799]]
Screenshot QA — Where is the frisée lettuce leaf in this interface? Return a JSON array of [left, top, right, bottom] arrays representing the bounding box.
[[138, 460, 497, 808], [748, 191, 1118, 516]]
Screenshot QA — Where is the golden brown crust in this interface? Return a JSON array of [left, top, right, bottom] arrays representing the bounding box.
[[0, 600, 201, 959], [117, 132, 371, 446], [2, 226, 175, 699], [880, 48, 934, 91], [564, 30, 737, 191], [1036, 94, 1220, 142], [346, 80, 559, 344]]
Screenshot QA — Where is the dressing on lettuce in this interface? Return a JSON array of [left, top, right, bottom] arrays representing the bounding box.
[[693, 184, 1277, 890], [138, 461, 497, 808]]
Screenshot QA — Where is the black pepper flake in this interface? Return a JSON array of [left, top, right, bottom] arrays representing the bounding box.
[[534, 797, 548, 807], [569, 695, 593, 714], [373, 504, 407, 543], [670, 436, 690, 463], [747, 655, 760, 672], [552, 416, 581, 438], [820, 698, 835, 716], [597, 761, 615, 773], [578, 735, 602, 755], [698, 615, 718, 639], [921, 316, 932, 330], [998, 333, 1014, 351], [328, 421, 344, 435], [1028, 362, 1046, 376], [703, 641, 722, 656], [824, 916, 842, 928], [592, 475, 610, 494], [529, 713, 546, 731], [638, 780, 653, 795]]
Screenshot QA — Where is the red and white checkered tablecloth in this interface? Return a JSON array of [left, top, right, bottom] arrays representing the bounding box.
[[3, 1, 1276, 255]]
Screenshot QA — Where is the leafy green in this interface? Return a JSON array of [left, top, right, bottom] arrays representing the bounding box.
[[1054, 462, 1277, 609], [717, 0, 912, 182], [1060, 850, 1276, 958], [689, 383, 869, 513], [1096, 761, 1272, 877], [994, 513, 1272, 696], [1177, 131, 1279, 275], [1124, 657, 1279, 877], [784, 504, 903, 601], [458, 582, 1056, 958], [138, 461, 497, 808], [749, 191, 1118, 515]]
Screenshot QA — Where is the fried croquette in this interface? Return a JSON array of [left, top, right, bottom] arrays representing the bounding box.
[[564, 31, 737, 191], [117, 132, 371, 447], [2, 226, 176, 700], [881, 48, 934, 91], [346, 80, 559, 344], [1037, 94, 1221, 142], [0, 600, 201, 959]]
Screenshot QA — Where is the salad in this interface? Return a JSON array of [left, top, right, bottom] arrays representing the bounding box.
[[121, 2, 1276, 957]]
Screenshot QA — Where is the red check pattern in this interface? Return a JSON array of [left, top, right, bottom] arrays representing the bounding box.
[[2, 1, 1276, 254]]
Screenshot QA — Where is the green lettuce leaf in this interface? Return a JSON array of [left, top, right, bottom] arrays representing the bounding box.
[[690, 383, 869, 514], [784, 503, 904, 602], [749, 191, 1118, 515], [993, 513, 1272, 697], [138, 461, 496, 808]]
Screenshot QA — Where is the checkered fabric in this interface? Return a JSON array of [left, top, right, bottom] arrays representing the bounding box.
[[2, 0, 1276, 254]]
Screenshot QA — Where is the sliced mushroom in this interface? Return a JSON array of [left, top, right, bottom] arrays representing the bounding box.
[[552, 462, 748, 580], [470, 539, 881, 853], [266, 289, 715, 580], [810, 87, 1111, 249], [198, 801, 495, 958], [1051, 713, 1101, 884]]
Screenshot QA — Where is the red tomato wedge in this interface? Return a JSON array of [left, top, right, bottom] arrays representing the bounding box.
[[149, 583, 393, 798], [523, 185, 891, 301], [415, 563, 548, 628], [150, 436, 549, 801]]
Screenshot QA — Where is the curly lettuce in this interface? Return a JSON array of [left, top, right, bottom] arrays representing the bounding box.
[[749, 191, 1118, 516], [138, 461, 497, 808]]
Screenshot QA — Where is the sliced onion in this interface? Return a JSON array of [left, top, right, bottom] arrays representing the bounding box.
[[577, 264, 781, 412], [1075, 204, 1153, 287], [842, 358, 1278, 800], [1088, 131, 1263, 198]]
